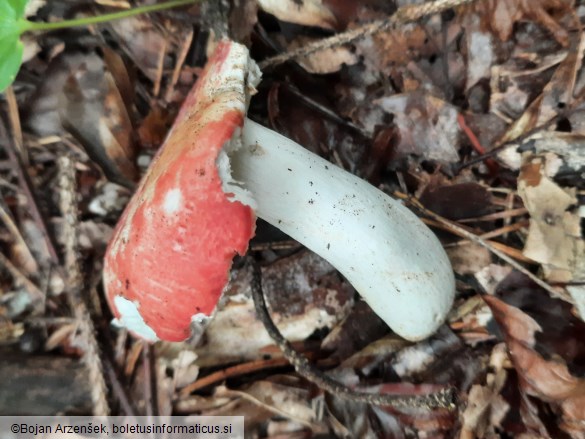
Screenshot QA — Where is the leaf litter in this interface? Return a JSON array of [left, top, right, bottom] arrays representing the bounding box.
[[0, 0, 584, 436]]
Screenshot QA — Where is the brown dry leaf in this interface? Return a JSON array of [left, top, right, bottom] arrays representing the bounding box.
[[357, 24, 428, 73], [376, 92, 461, 165], [469, 0, 572, 46], [195, 251, 353, 366], [257, 0, 337, 30], [321, 301, 390, 363], [460, 343, 510, 438], [216, 380, 324, 429], [518, 155, 581, 280], [60, 57, 138, 187], [484, 294, 585, 436], [25, 53, 102, 136], [106, 16, 186, 83], [489, 60, 544, 122], [420, 182, 493, 220], [517, 154, 584, 322], [463, 15, 495, 91], [228, 0, 258, 45], [497, 32, 585, 168], [534, 32, 585, 126], [137, 105, 172, 149], [518, 154, 585, 323], [447, 242, 492, 276], [475, 264, 513, 295], [286, 35, 358, 74]]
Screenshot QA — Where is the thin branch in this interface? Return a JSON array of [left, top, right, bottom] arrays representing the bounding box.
[[4, 86, 26, 166], [103, 357, 136, 417], [57, 155, 110, 416], [0, 117, 61, 267], [249, 259, 456, 410], [0, 202, 39, 275], [179, 357, 291, 396], [394, 191, 574, 304], [0, 251, 44, 304]]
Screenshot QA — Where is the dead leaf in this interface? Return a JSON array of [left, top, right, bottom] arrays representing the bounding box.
[[195, 251, 353, 366], [356, 23, 429, 73], [287, 36, 358, 74], [216, 380, 323, 429], [447, 242, 492, 276], [257, 0, 337, 30], [137, 105, 172, 149], [484, 286, 585, 437], [518, 155, 583, 286], [420, 182, 493, 220], [468, 0, 572, 46], [60, 58, 138, 187], [463, 15, 495, 91], [497, 32, 585, 168], [376, 92, 461, 165]]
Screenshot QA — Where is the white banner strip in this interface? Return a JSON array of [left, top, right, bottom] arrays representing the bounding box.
[[0, 416, 244, 439]]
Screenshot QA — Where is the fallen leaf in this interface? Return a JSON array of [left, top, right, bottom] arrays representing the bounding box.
[[60, 57, 138, 187], [420, 182, 493, 220], [518, 155, 584, 292], [484, 277, 585, 437], [376, 92, 461, 165], [468, 0, 572, 46], [447, 242, 492, 276], [287, 35, 358, 74], [257, 0, 337, 30], [195, 251, 354, 366]]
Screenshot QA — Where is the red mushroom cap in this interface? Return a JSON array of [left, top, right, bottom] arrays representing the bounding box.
[[103, 41, 260, 342]]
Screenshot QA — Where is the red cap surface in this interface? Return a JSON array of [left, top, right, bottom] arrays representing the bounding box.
[[103, 41, 259, 342]]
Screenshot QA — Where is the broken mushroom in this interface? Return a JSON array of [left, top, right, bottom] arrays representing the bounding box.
[[103, 40, 455, 343]]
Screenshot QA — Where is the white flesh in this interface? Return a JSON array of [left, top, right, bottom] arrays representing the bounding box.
[[225, 118, 455, 341], [112, 295, 159, 342]]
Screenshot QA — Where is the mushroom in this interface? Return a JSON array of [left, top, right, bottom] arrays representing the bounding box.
[[103, 40, 455, 343]]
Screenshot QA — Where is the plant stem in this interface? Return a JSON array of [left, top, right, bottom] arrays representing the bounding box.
[[19, 0, 197, 33]]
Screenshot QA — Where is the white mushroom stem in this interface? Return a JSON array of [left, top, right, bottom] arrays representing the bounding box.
[[222, 118, 455, 341]]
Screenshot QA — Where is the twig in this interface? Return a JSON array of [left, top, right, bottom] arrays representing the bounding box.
[[444, 221, 528, 245], [419, 217, 534, 263], [57, 155, 110, 416], [0, 251, 45, 304], [0, 117, 61, 267], [103, 357, 136, 416], [143, 343, 158, 417], [394, 191, 574, 304], [180, 357, 291, 396], [457, 207, 527, 223], [0, 202, 39, 275], [4, 86, 26, 166], [165, 29, 194, 101], [153, 33, 168, 98], [259, 0, 479, 69], [249, 259, 456, 410], [457, 113, 499, 175]]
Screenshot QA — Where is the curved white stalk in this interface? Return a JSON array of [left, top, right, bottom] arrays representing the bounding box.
[[224, 118, 455, 341]]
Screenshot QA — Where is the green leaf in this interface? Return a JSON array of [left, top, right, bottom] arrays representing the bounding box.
[[0, 0, 28, 91], [0, 35, 24, 92], [1, 0, 28, 17]]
